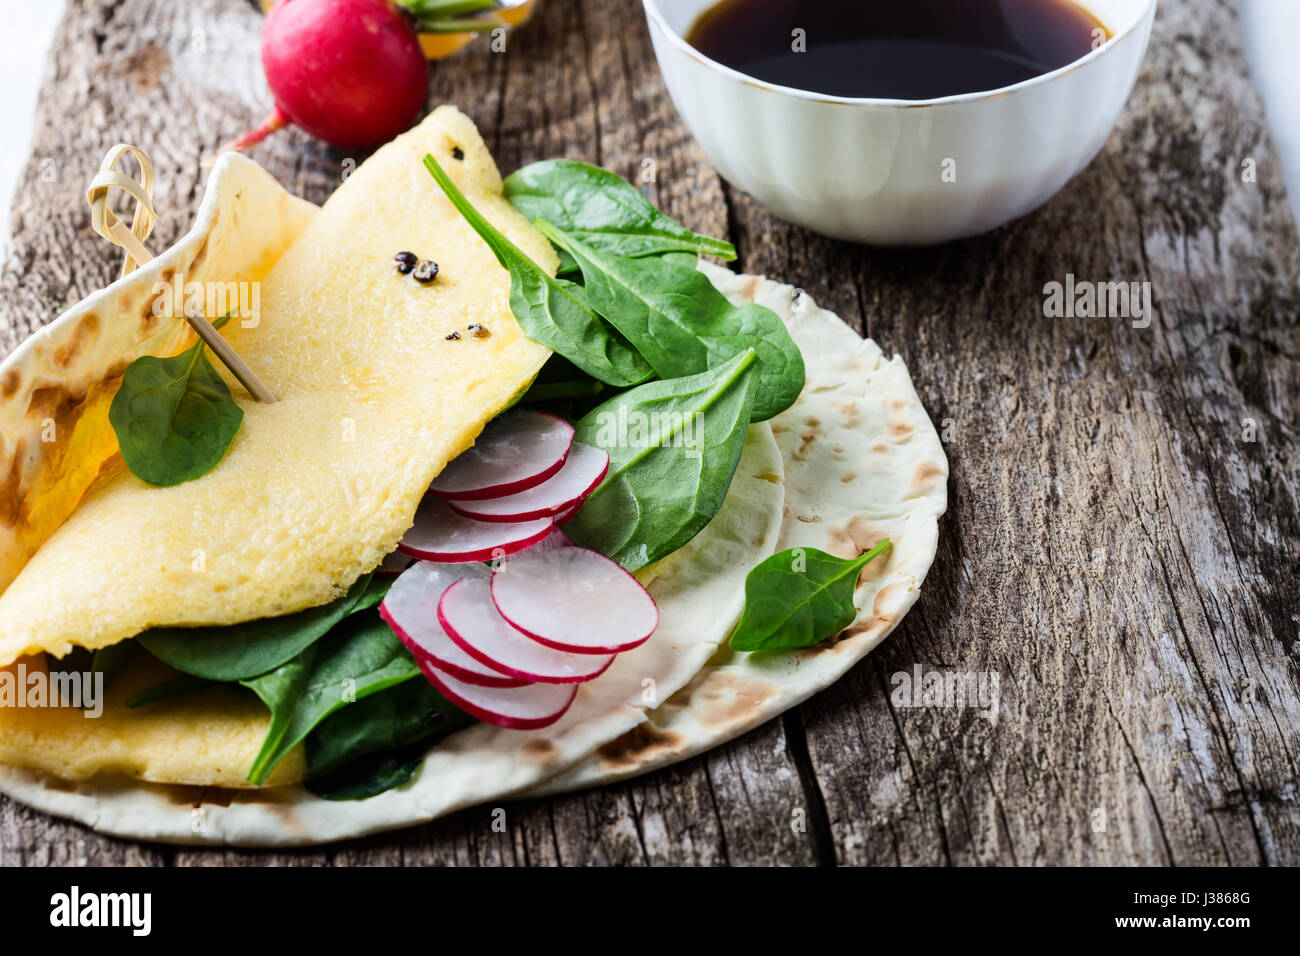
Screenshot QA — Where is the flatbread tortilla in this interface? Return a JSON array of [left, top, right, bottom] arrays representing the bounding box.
[[532, 263, 948, 794], [0, 424, 784, 843], [0, 110, 945, 844]]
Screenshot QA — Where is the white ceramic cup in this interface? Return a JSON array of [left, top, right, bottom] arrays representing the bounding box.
[[644, 0, 1158, 245]]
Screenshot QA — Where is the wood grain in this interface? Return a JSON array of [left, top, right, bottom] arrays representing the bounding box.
[[1, 0, 1296, 866]]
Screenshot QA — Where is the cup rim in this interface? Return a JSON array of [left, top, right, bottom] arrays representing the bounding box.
[[642, 0, 1158, 108]]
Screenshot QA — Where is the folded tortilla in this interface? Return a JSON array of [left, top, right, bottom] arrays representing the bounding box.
[[0, 110, 946, 845]]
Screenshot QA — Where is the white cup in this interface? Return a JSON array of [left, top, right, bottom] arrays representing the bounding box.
[[644, 0, 1158, 245]]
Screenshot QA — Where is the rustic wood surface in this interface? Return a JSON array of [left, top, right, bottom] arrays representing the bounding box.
[[1, 0, 1297, 866]]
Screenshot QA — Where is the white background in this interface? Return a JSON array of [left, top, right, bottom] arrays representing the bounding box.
[[1, 0, 1297, 262]]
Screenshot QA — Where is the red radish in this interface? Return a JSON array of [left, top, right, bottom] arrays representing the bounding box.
[[438, 578, 615, 684], [229, 0, 428, 152], [380, 562, 527, 689], [398, 496, 553, 562], [431, 411, 574, 501], [492, 539, 658, 654], [418, 658, 578, 729], [448, 444, 609, 523]]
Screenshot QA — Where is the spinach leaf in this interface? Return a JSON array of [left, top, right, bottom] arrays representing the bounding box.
[[504, 160, 737, 262], [138, 574, 376, 682], [241, 611, 422, 785], [567, 349, 760, 571], [729, 541, 893, 652], [126, 673, 217, 709], [535, 221, 804, 422], [423, 154, 654, 388], [90, 642, 137, 693], [306, 677, 470, 778], [109, 339, 244, 487], [305, 745, 429, 801]]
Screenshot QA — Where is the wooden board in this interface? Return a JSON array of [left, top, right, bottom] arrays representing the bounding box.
[[1, 0, 1297, 866]]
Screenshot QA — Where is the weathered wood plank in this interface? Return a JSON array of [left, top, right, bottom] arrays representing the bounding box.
[[723, 0, 1300, 865], [2, 0, 1296, 866]]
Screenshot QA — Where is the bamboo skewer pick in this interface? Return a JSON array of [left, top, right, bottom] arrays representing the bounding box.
[[86, 144, 278, 403]]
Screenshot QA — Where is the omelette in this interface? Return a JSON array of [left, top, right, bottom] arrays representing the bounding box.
[[0, 107, 555, 786]]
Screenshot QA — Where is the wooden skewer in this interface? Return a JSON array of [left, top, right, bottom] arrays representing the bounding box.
[[105, 219, 278, 403], [87, 143, 277, 403]]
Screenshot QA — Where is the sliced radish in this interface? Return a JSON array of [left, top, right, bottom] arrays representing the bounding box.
[[447, 444, 609, 523], [418, 658, 577, 729], [398, 496, 553, 563], [379, 562, 526, 688], [438, 577, 615, 684], [491, 541, 659, 654], [431, 410, 574, 501]]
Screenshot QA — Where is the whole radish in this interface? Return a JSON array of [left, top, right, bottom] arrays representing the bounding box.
[[232, 0, 430, 151]]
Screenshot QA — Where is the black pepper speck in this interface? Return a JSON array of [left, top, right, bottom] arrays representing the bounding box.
[[445, 331, 461, 340], [451, 146, 464, 161], [393, 250, 417, 274], [413, 259, 439, 283], [467, 323, 490, 339]]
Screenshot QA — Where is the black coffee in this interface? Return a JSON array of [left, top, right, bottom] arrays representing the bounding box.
[[684, 0, 1109, 100]]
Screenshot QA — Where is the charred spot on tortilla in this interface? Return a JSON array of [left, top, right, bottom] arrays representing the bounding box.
[[910, 461, 944, 498], [522, 738, 560, 764], [693, 671, 780, 730], [595, 722, 686, 769]]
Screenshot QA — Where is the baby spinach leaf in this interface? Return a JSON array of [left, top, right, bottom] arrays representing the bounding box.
[[242, 611, 422, 785], [504, 160, 737, 262], [138, 573, 376, 682], [304, 678, 474, 800], [126, 673, 216, 709], [109, 339, 244, 487], [567, 349, 760, 571], [729, 541, 893, 652], [424, 154, 654, 388], [535, 221, 804, 421], [305, 744, 429, 801], [90, 642, 137, 693]]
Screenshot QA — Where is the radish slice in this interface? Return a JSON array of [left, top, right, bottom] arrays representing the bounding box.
[[447, 444, 609, 523], [398, 496, 553, 562], [379, 562, 526, 688], [431, 410, 574, 501], [418, 659, 577, 729], [438, 578, 615, 684], [491, 542, 659, 654]]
